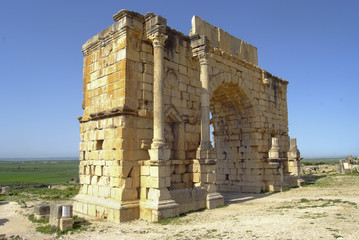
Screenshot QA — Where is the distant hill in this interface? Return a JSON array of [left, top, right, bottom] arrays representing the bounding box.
[[0, 157, 78, 161]]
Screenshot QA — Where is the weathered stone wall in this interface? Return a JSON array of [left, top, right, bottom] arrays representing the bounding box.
[[74, 9, 301, 223], [190, 16, 292, 193]]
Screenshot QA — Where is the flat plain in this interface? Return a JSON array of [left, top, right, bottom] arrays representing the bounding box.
[[0, 160, 78, 186]]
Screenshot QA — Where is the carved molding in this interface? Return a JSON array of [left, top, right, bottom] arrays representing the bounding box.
[[149, 32, 168, 48], [198, 52, 209, 65]]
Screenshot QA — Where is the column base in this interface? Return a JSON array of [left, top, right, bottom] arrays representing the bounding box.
[[206, 192, 224, 209], [268, 150, 280, 159], [196, 147, 216, 159], [73, 194, 139, 223], [149, 147, 170, 162], [140, 199, 179, 222]]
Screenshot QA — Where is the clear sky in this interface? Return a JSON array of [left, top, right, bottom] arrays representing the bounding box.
[[1, 0, 358, 158]]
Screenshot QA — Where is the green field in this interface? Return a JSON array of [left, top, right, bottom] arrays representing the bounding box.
[[301, 158, 342, 164], [0, 160, 79, 186]]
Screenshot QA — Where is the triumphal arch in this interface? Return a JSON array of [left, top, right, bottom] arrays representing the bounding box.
[[74, 10, 301, 222]]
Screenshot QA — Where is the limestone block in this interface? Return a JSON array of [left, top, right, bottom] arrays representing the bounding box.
[[59, 217, 73, 231], [114, 127, 135, 138], [140, 187, 147, 200], [201, 173, 215, 183], [200, 164, 216, 173], [111, 187, 122, 200], [88, 204, 96, 216], [114, 150, 138, 161], [92, 185, 99, 196], [95, 166, 103, 176], [98, 176, 110, 186], [241, 186, 261, 193], [121, 188, 138, 200], [206, 192, 224, 209], [84, 175, 91, 185], [171, 174, 182, 183], [34, 204, 50, 220], [80, 185, 88, 194], [141, 165, 150, 176], [146, 176, 167, 188], [49, 203, 73, 229], [150, 166, 171, 178], [192, 187, 207, 201], [136, 128, 153, 140], [182, 173, 190, 183], [188, 163, 199, 173], [191, 173, 200, 183], [174, 165, 186, 174], [87, 185, 93, 196], [170, 189, 191, 204]]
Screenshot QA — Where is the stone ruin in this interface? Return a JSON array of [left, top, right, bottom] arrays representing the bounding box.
[[33, 202, 73, 231], [73, 10, 301, 222], [338, 155, 359, 174], [0, 186, 10, 195]]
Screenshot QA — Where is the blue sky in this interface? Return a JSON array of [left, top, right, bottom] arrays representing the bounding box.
[[0, 0, 358, 158]]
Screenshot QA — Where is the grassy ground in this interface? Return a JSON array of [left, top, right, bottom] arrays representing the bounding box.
[[301, 157, 342, 165], [0, 160, 79, 186]]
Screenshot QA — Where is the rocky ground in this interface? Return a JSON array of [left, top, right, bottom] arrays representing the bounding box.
[[1, 172, 359, 240]]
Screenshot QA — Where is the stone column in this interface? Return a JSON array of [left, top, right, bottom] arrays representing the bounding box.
[[149, 32, 167, 149], [198, 52, 211, 151], [194, 50, 223, 209], [148, 32, 170, 162], [140, 31, 179, 222], [196, 52, 216, 160]]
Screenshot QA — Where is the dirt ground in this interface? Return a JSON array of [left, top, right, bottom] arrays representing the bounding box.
[[1, 174, 359, 240]]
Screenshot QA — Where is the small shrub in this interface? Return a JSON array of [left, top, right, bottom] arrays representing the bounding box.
[[300, 198, 310, 203]]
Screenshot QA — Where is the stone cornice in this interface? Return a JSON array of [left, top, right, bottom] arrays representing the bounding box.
[[82, 10, 144, 56], [78, 107, 137, 123], [82, 28, 127, 56], [113, 9, 144, 23], [144, 12, 167, 40]]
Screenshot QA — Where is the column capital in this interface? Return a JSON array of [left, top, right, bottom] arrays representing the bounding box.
[[149, 32, 168, 48], [198, 52, 209, 65]]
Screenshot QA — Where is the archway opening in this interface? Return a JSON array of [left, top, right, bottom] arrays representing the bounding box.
[[210, 82, 253, 192]]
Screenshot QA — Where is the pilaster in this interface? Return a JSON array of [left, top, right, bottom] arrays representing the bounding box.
[[266, 137, 289, 191], [287, 138, 303, 186]]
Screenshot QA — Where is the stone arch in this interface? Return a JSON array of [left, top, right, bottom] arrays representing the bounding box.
[[209, 79, 258, 192], [209, 72, 254, 104]]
